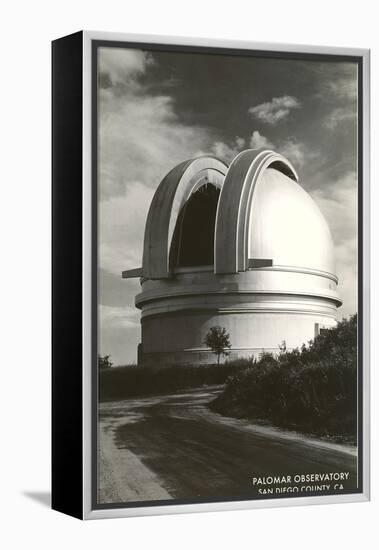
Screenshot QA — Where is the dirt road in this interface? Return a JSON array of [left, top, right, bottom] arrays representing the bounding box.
[[99, 387, 357, 504]]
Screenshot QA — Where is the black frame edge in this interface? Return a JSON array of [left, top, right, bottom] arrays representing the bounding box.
[[52, 30, 84, 520]]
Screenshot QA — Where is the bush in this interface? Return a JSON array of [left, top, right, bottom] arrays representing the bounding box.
[[98, 354, 113, 370], [99, 362, 248, 402], [210, 315, 357, 442]]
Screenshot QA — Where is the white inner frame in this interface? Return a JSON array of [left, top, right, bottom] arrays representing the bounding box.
[[82, 30, 370, 520]]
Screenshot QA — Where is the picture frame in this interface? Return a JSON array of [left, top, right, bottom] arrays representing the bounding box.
[[52, 30, 370, 520]]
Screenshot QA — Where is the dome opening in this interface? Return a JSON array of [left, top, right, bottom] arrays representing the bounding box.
[[170, 183, 220, 269]]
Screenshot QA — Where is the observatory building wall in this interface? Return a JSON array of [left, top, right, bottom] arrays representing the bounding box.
[[136, 269, 339, 367]]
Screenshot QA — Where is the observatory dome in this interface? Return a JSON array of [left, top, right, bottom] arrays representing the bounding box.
[[248, 168, 335, 276], [122, 149, 342, 367]]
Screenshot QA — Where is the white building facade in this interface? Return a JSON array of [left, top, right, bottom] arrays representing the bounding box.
[[123, 149, 342, 367]]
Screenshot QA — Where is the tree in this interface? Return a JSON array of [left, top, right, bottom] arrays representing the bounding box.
[[204, 326, 231, 365], [98, 354, 113, 370], [278, 340, 287, 354]]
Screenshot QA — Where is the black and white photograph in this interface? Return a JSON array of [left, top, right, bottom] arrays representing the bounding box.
[[95, 41, 364, 508], [3, 0, 378, 547]]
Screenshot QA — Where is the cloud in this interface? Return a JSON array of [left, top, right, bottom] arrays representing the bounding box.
[[314, 69, 357, 130], [324, 107, 356, 130], [98, 47, 152, 85], [100, 91, 211, 200], [248, 96, 301, 125], [318, 75, 357, 102], [209, 136, 245, 162], [206, 132, 274, 163], [99, 57, 212, 201], [99, 181, 154, 275], [310, 171, 357, 246], [249, 130, 273, 149], [279, 139, 307, 167], [207, 132, 307, 169], [310, 171, 358, 318], [100, 304, 140, 329]]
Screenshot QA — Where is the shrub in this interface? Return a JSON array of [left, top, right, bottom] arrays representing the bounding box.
[[210, 315, 357, 441], [98, 354, 113, 370], [99, 362, 247, 402]]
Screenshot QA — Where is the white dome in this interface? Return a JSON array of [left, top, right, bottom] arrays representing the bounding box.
[[249, 168, 335, 276], [124, 149, 341, 368]]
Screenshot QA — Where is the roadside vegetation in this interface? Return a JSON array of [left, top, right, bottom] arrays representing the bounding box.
[[210, 315, 358, 443], [99, 362, 247, 402], [100, 316, 357, 442]]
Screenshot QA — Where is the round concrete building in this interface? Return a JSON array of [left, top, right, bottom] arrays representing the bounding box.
[[122, 149, 342, 367]]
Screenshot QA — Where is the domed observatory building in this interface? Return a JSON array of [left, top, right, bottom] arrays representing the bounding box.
[[122, 149, 342, 367]]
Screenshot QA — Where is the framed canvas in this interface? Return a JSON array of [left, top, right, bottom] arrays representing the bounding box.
[[52, 31, 370, 519]]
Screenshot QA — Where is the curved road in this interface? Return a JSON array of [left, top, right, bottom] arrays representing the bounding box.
[[99, 387, 357, 504]]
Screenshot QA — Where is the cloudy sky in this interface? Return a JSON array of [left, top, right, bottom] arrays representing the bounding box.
[[97, 45, 358, 365]]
